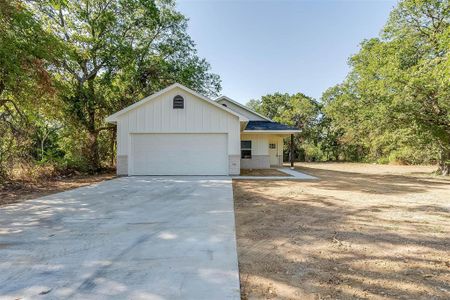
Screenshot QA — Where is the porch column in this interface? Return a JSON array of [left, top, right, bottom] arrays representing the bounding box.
[[290, 134, 294, 169]]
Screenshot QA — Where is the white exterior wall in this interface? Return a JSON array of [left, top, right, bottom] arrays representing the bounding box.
[[240, 133, 269, 169], [269, 136, 285, 157], [115, 87, 241, 174], [269, 135, 285, 166], [217, 99, 266, 121], [241, 134, 269, 155], [240, 134, 286, 168], [240, 134, 285, 155]]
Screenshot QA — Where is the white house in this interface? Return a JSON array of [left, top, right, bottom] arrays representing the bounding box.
[[106, 83, 300, 176]]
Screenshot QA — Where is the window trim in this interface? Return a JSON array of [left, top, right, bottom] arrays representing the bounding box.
[[173, 95, 184, 109], [241, 140, 252, 159]]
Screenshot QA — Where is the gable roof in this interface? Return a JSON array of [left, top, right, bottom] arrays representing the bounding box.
[[106, 83, 247, 123], [215, 96, 272, 121]]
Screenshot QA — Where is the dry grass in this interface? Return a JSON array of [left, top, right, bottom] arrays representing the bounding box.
[[9, 163, 59, 183], [295, 162, 438, 176], [0, 172, 116, 206], [240, 169, 292, 177], [234, 162, 450, 300]]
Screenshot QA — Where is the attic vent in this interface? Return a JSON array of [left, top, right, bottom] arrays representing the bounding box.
[[222, 103, 227, 107], [173, 95, 184, 109]]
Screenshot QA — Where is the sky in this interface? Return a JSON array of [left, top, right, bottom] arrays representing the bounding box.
[[177, 0, 397, 104]]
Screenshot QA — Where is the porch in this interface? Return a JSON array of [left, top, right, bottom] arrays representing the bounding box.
[[240, 133, 288, 169]]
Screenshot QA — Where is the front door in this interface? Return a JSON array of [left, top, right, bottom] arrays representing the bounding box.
[[269, 142, 278, 166]]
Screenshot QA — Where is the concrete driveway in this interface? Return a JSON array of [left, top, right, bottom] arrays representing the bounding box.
[[0, 177, 240, 299]]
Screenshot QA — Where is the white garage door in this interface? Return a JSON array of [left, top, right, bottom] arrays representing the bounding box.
[[130, 133, 228, 175]]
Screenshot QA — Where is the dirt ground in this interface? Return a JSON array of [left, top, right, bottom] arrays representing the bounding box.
[[233, 163, 450, 300], [241, 169, 292, 177], [0, 173, 116, 206]]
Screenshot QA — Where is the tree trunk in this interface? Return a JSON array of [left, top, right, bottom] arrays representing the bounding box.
[[85, 78, 100, 173], [40, 138, 45, 161], [438, 147, 450, 176], [87, 129, 100, 173]]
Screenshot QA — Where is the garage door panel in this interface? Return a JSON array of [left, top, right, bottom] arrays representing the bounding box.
[[130, 134, 228, 175]]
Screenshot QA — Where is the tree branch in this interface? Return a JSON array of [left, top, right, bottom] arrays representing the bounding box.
[[95, 125, 116, 133], [0, 99, 26, 120]]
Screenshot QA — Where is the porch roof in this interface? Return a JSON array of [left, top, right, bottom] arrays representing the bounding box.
[[244, 121, 299, 131]]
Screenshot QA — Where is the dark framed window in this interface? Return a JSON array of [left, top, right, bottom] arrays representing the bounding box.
[[173, 95, 184, 109], [269, 143, 276, 149], [241, 140, 252, 159]]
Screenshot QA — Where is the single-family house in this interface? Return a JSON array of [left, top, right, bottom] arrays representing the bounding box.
[[106, 83, 299, 175]]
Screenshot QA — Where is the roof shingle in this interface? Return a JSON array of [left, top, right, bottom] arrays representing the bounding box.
[[245, 121, 298, 131]]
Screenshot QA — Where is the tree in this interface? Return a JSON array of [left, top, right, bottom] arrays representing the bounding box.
[[385, 0, 450, 174], [321, 0, 449, 174], [0, 0, 61, 179], [28, 0, 221, 172], [247, 92, 321, 161]]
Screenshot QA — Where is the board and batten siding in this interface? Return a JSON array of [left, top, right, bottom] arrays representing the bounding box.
[[240, 133, 284, 168], [270, 135, 285, 166], [270, 136, 285, 157], [240, 134, 269, 155], [240, 134, 283, 155], [240, 133, 270, 169], [115, 87, 241, 175]]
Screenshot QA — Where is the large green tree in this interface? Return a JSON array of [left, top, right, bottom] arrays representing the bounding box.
[[323, 0, 449, 174], [28, 0, 221, 171], [0, 0, 61, 179]]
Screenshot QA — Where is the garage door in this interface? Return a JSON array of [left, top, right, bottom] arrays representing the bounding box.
[[130, 133, 228, 175]]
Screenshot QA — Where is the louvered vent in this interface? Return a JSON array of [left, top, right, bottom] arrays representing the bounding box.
[[173, 95, 184, 109]]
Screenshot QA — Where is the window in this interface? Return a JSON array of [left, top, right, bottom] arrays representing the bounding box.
[[269, 143, 276, 149], [173, 95, 184, 109], [241, 140, 252, 159], [222, 103, 227, 107]]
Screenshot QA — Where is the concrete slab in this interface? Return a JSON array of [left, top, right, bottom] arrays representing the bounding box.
[[277, 168, 317, 179], [0, 176, 240, 300], [233, 168, 317, 180]]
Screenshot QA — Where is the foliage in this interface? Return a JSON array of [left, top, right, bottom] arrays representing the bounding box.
[[321, 0, 449, 174], [246, 1, 449, 174], [27, 0, 221, 172], [1, 0, 448, 183], [0, 0, 221, 183], [247, 93, 321, 161], [0, 0, 62, 180]]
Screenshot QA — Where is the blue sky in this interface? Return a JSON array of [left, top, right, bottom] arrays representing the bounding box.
[[177, 0, 397, 104]]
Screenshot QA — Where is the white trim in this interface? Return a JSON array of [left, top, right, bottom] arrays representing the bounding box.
[[215, 96, 273, 121], [106, 83, 248, 123], [243, 130, 301, 134]]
